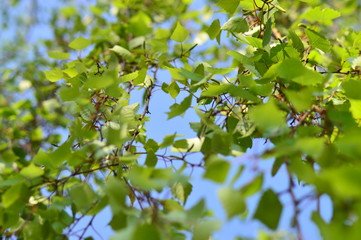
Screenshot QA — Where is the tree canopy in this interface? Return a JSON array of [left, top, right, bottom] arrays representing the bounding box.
[[0, 0, 361, 239]]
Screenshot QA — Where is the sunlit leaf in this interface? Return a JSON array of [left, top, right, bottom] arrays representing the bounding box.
[[216, 0, 240, 15], [304, 7, 341, 25], [47, 51, 71, 60], [69, 36, 91, 50], [171, 22, 189, 42], [110, 45, 132, 59], [305, 29, 332, 53], [221, 16, 248, 33], [20, 164, 44, 179], [43, 67, 63, 82], [276, 58, 324, 85], [207, 19, 221, 40]]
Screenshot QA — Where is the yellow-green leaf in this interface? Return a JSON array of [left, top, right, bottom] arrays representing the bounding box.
[[20, 163, 44, 178], [171, 22, 189, 42], [69, 36, 91, 50], [47, 51, 71, 60], [43, 67, 63, 82]]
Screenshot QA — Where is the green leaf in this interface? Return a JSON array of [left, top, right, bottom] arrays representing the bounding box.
[[43, 67, 63, 82], [212, 133, 232, 155], [69, 36, 91, 50], [167, 81, 180, 98], [110, 45, 132, 59], [205, 67, 233, 75], [179, 68, 204, 81], [249, 100, 288, 137], [216, 0, 240, 15], [128, 166, 154, 191], [204, 158, 230, 183], [221, 16, 248, 33], [304, 7, 341, 25], [118, 71, 139, 83], [240, 175, 264, 197], [85, 70, 116, 89], [342, 79, 361, 99], [2, 182, 30, 208], [284, 87, 314, 112], [171, 137, 204, 152], [69, 182, 97, 214], [20, 164, 44, 179], [201, 84, 231, 97], [109, 212, 127, 230], [239, 0, 263, 10], [349, 99, 361, 123], [128, 12, 152, 37], [145, 138, 159, 153], [132, 224, 161, 240], [262, 19, 272, 47], [172, 182, 193, 205], [59, 85, 79, 101], [207, 19, 221, 40], [145, 150, 157, 167], [192, 219, 221, 240], [105, 176, 127, 214], [254, 189, 282, 230], [218, 187, 246, 219], [319, 166, 361, 198], [229, 86, 260, 102], [294, 137, 324, 158], [276, 58, 324, 85], [305, 29, 332, 53], [171, 22, 189, 42], [167, 94, 192, 119], [288, 30, 305, 53], [159, 134, 180, 148], [47, 51, 71, 60]]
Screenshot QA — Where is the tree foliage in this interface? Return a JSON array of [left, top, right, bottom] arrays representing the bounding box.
[[0, 0, 360, 239]]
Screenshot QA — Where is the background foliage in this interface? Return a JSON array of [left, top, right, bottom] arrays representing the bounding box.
[[0, 0, 361, 239]]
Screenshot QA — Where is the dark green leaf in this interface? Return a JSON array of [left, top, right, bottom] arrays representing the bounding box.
[[254, 189, 282, 230]]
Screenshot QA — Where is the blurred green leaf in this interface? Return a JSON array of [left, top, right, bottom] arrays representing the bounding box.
[[277, 58, 324, 85], [249, 100, 289, 137], [110, 45, 132, 59], [69, 36, 91, 50], [171, 22, 189, 42], [20, 164, 44, 179], [69, 182, 97, 214], [204, 158, 230, 183], [43, 67, 63, 82], [218, 187, 246, 219], [47, 51, 70, 60], [304, 7, 340, 25], [254, 189, 282, 230]]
